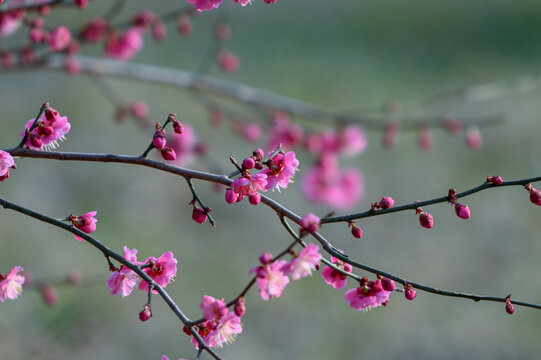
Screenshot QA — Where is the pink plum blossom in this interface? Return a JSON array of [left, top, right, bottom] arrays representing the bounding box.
[[302, 155, 364, 210], [340, 125, 368, 156], [0, 266, 25, 302], [321, 252, 353, 289], [301, 213, 320, 233], [187, 0, 224, 12], [0, 11, 23, 37], [82, 18, 108, 42], [0, 150, 15, 182], [250, 258, 289, 300], [344, 279, 391, 311], [71, 211, 98, 241], [106, 246, 140, 297], [231, 173, 267, 199], [267, 112, 304, 151], [105, 28, 143, 61], [47, 26, 71, 52], [282, 243, 322, 280], [167, 123, 196, 166], [192, 313, 243, 349], [261, 151, 299, 192], [139, 251, 177, 293], [20, 108, 71, 150], [217, 50, 239, 72], [201, 295, 228, 321], [233, 0, 251, 6]]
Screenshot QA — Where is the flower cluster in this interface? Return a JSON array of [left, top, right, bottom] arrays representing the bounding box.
[[20, 106, 71, 150], [106, 247, 178, 297], [344, 278, 393, 311], [251, 245, 322, 301], [225, 148, 299, 205], [151, 115, 186, 162], [189, 295, 243, 349]]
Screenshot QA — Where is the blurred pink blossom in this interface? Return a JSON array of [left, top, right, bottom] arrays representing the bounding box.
[[0, 266, 25, 302]]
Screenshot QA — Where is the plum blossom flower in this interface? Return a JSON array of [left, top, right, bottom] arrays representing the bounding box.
[[0, 150, 15, 182], [231, 173, 268, 200], [20, 108, 71, 150], [0, 266, 25, 302], [167, 123, 196, 166], [192, 313, 243, 349], [70, 211, 97, 241], [105, 28, 143, 61], [344, 279, 391, 311], [282, 243, 322, 280], [301, 213, 320, 233], [261, 151, 299, 192], [0, 11, 24, 37], [187, 0, 224, 12], [47, 26, 71, 52], [233, 0, 251, 6], [139, 251, 177, 293], [321, 251, 353, 289], [106, 246, 140, 297], [250, 256, 289, 300], [267, 112, 304, 151], [302, 155, 364, 210], [201, 295, 228, 321]]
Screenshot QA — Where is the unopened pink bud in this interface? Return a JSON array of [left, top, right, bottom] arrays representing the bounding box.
[[153, 130, 166, 149], [130, 102, 149, 119], [160, 147, 176, 161], [419, 212, 433, 229], [454, 203, 471, 219], [216, 23, 231, 40], [253, 148, 264, 161], [192, 207, 208, 224], [177, 15, 192, 36], [234, 297, 246, 317], [40, 283, 59, 306], [45, 107, 60, 123], [381, 278, 395, 291], [487, 176, 503, 185], [152, 20, 166, 42], [225, 188, 238, 204], [37, 125, 54, 137], [465, 126, 482, 149], [173, 120, 183, 134], [248, 193, 261, 205], [529, 188, 541, 206], [29, 134, 43, 148], [301, 213, 320, 233], [243, 157, 255, 170], [379, 197, 394, 209], [259, 253, 273, 265], [505, 300, 514, 315], [405, 288, 416, 300], [139, 304, 152, 321], [351, 225, 362, 239], [417, 127, 433, 151]]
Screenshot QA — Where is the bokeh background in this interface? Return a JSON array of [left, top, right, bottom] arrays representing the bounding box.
[[1, 0, 541, 359]]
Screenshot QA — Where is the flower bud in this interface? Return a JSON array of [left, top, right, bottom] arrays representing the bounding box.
[[139, 304, 152, 322], [225, 188, 238, 204], [379, 197, 394, 209], [253, 148, 264, 162], [160, 147, 176, 161], [351, 225, 362, 239], [248, 193, 261, 205], [234, 297, 246, 317], [192, 207, 208, 224], [405, 288, 416, 300], [243, 157, 255, 170], [487, 176, 503, 185], [381, 278, 395, 292], [45, 107, 60, 123], [67, 269, 82, 286], [454, 203, 471, 219], [173, 120, 183, 134], [40, 283, 59, 306], [301, 213, 320, 233], [418, 212, 434, 229], [529, 188, 541, 206], [153, 130, 166, 149], [259, 253, 273, 265], [505, 299, 514, 315]]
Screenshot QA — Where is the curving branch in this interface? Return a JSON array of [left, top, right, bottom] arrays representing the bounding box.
[[4, 146, 541, 311], [2, 55, 504, 131], [0, 195, 223, 360]]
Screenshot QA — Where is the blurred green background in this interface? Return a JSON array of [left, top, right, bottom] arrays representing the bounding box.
[[1, 0, 541, 359]]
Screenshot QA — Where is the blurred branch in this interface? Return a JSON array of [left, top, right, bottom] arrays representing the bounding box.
[[3, 55, 504, 131]]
